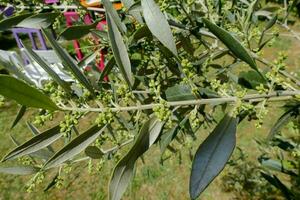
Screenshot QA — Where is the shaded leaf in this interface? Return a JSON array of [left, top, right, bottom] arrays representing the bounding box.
[[0, 13, 32, 31], [8, 134, 52, 160], [2, 126, 61, 162], [264, 15, 277, 32], [99, 57, 115, 83], [261, 172, 294, 200], [11, 105, 26, 129], [42, 28, 95, 95], [268, 104, 300, 140], [0, 75, 58, 111], [0, 166, 40, 175], [128, 25, 151, 45], [106, 13, 133, 87], [59, 22, 98, 40], [202, 18, 258, 72], [238, 70, 267, 89], [85, 146, 104, 159], [121, 0, 143, 23], [160, 115, 190, 154], [189, 114, 238, 199], [78, 51, 97, 69], [109, 117, 164, 200], [43, 125, 106, 169], [91, 29, 109, 41], [141, 0, 178, 56], [17, 12, 60, 29], [165, 84, 196, 101]]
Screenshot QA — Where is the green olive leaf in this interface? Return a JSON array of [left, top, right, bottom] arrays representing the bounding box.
[[17, 12, 60, 29], [109, 117, 164, 200], [0, 75, 58, 111], [106, 12, 134, 87], [2, 126, 61, 162], [202, 18, 258, 72], [141, 0, 178, 57], [189, 114, 238, 199], [43, 125, 107, 169]]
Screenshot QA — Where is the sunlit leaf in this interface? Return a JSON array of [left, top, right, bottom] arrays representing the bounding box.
[[23, 42, 72, 93], [202, 18, 258, 72], [42, 28, 95, 95], [0, 75, 58, 111], [141, 0, 178, 56], [102, 0, 127, 34], [106, 13, 133, 87], [17, 12, 60, 29], [2, 126, 61, 162], [109, 117, 164, 200], [0, 166, 40, 175], [43, 125, 107, 169]]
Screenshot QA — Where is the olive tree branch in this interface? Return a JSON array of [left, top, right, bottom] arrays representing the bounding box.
[[59, 90, 300, 113]]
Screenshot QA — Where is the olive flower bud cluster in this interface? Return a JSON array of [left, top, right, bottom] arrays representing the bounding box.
[[153, 98, 173, 127], [189, 107, 204, 130], [60, 112, 82, 137], [95, 108, 114, 126], [26, 172, 45, 193], [116, 84, 134, 105], [0, 95, 4, 107], [34, 110, 54, 126]]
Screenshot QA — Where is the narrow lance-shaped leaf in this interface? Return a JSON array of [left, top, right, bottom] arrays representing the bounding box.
[[42, 28, 95, 95], [27, 122, 55, 153], [165, 84, 196, 101], [0, 54, 34, 85], [17, 12, 60, 29], [189, 114, 238, 199], [59, 22, 98, 40], [99, 57, 115, 84], [22, 42, 72, 93], [2, 125, 61, 162], [11, 105, 26, 129], [106, 13, 133, 87], [261, 172, 294, 199], [141, 0, 178, 56], [202, 18, 258, 72], [43, 125, 107, 169], [0, 13, 32, 31], [268, 104, 300, 140], [0, 166, 40, 175], [9, 133, 53, 160], [102, 0, 127, 34], [91, 29, 109, 41], [121, 0, 144, 23], [78, 52, 97, 69], [109, 117, 164, 200], [0, 75, 58, 111]]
